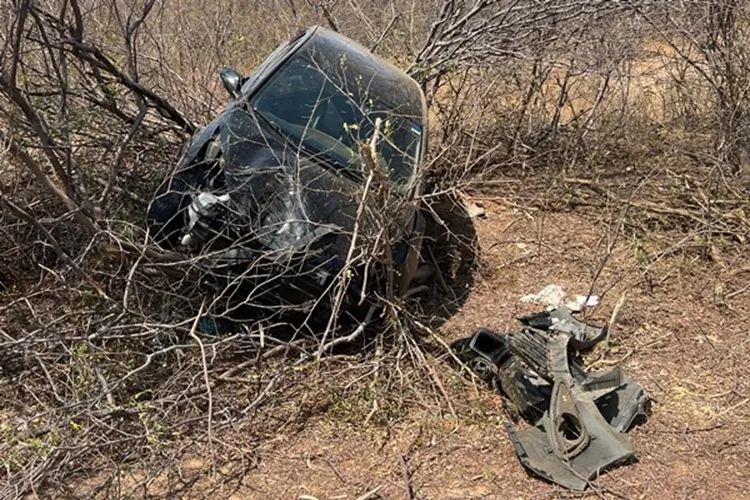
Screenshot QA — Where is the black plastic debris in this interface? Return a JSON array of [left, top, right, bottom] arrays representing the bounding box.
[[455, 308, 649, 491]]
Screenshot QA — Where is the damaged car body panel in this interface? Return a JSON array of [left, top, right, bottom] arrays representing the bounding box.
[[147, 26, 427, 319], [457, 308, 650, 491]]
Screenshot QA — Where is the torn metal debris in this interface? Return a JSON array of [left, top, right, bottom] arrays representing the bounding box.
[[456, 308, 649, 491]]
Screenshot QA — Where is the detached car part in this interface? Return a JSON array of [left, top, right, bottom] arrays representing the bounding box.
[[458, 308, 649, 491], [147, 26, 427, 321]]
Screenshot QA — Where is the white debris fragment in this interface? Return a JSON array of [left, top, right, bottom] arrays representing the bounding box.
[[520, 284, 566, 308], [565, 294, 600, 312], [457, 190, 487, 219], [464, 200, 486, 219], [520, 284, 599, 311]]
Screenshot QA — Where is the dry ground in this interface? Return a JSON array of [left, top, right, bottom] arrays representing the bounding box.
[[63, 197, 750, 499]]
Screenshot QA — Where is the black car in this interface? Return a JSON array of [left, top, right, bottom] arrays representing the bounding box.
[[147, 26, 427, 322]]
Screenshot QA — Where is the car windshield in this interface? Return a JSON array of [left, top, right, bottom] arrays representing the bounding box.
[[251, 44, 423, 188]]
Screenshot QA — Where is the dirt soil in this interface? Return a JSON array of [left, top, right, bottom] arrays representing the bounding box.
[[71, 201, 750, 499]]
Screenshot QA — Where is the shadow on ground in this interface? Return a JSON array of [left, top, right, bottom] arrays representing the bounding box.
[[411, 191, 481, 329]]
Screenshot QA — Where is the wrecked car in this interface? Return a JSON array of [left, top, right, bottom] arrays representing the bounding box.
[[147, 26, 427, 322], [454, 308, 650, 491]]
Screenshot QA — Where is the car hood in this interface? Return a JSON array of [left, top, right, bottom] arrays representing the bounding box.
[[218, 105, 362, 257]]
